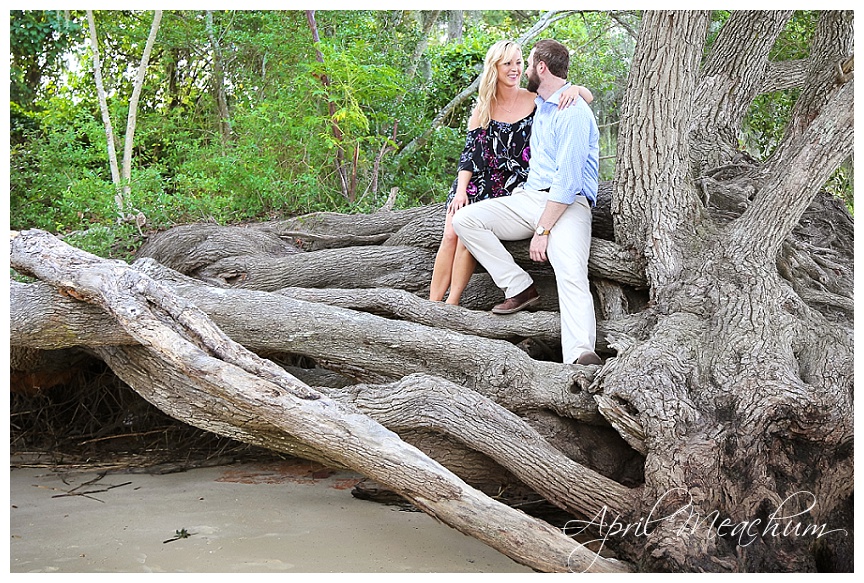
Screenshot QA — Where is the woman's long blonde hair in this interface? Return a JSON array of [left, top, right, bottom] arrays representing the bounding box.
[[475, 40, 522, 129]]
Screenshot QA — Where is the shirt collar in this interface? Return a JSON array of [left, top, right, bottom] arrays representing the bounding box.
[[536, 82, 572, 106]]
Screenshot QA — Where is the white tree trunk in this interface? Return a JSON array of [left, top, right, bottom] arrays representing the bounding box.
[[121, 10, 163, 204], [86, 10, 123, 217], [87, 9, 162, 220]]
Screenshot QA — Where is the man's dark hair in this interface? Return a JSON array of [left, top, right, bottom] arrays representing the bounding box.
[[532, 39, 569, 79]]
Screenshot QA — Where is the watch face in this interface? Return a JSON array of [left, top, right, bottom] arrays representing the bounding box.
[[536, 226, 544, 235]]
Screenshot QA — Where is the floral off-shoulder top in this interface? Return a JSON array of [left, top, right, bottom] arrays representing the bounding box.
[[445, 109, 534, 208]]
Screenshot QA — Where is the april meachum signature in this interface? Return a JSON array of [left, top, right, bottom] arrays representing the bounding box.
[[563, 488, 847, 572]]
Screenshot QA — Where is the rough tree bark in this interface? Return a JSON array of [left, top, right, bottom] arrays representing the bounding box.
[[10, 10, 853, 572], [688, 10, 794, 173], [606, 10, 853, 572]]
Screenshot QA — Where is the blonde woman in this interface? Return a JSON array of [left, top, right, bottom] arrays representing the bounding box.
[[429, 40, 592, 305]]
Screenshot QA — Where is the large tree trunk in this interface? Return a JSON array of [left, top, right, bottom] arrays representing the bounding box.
[[606, 10, 853, 572], [10, 10, 853, 572]]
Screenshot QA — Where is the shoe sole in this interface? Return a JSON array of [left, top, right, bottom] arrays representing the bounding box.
[[491, 295, 540, 315]]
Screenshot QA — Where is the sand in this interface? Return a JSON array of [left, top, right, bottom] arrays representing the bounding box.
[[9, 460, 532, 573]]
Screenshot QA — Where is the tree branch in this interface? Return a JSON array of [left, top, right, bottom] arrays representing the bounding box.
[[760, 59, 809, 93], [337, 374, 634, 518], [728, 82, 853, 261], [123, 10, 163, 203], [781, 10, 854, 143], [688, 11, 792, 173]]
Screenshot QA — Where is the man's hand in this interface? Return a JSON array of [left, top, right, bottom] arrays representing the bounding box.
[[530, 233, 549, 262]]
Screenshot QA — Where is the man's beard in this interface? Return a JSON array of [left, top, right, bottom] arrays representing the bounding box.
[[526, 70, 540, 93]]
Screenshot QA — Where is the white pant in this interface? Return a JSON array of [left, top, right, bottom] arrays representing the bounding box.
[[452, 187, 595, 363]]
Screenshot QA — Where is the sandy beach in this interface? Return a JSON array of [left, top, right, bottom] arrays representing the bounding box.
[[9, 460, 532, 573]]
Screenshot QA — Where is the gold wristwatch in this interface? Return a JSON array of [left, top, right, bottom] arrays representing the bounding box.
[[535, 225, 551, 236]]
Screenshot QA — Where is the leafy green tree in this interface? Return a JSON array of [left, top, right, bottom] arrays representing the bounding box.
[[9, 9, 850, 253], [9, 10, 81, 109]]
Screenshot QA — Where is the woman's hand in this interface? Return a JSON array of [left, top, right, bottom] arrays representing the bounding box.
[[448, 191, 469, 215], [558, 84, 593, 109]]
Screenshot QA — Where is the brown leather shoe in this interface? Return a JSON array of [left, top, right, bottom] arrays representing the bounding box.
[[576, 351, 603, 366], [492, 285, 539, 314]]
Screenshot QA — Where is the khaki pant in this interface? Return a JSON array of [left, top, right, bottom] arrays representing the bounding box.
[[452, 187, 595, 363]]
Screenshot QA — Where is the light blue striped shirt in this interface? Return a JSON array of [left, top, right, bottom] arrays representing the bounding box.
[[523, 83, 600, 206]]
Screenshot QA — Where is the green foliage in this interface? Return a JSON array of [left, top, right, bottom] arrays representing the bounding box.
[[8, 9, 851, 260], [167, 137, 299, 222], [397, 126, 466, 206], [424, 33, 488, 120], [769, 11, 818, 61], [547, 12, 635, 180], [826, 159, 854, 215], [741, 90, 799, 160], [9, 10, 82, 107], [62, 223, 141, 263], [740, 11, 816, 161], [10, 108, 112, 231]]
